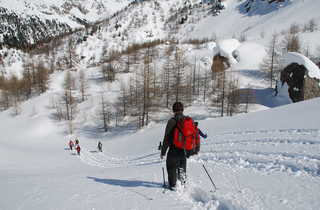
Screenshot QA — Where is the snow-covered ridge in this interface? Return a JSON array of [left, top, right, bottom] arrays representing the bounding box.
[[0, 0, 130, 48], [191, 0, 320, 40], [0, 7, 72, 47], [0, 0, 129, 23]]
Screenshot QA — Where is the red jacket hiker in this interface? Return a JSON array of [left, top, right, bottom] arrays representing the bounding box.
[[76, 145, 81, 155], [69, 140, 74, 150]]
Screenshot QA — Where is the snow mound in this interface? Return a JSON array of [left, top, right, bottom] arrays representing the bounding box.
[[282, 52, 320, 80], [215, 39, 241, 64], [233, 41, 266, 70]]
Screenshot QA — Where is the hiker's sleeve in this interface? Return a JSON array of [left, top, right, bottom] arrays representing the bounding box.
[[199, 129, 207, 138], [161, 118, 176, 156]]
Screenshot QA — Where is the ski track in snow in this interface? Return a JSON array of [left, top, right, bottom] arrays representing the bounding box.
[[78, 128, 320, 177], [73, 128, 320, 210], [201, 128, 320, 177]]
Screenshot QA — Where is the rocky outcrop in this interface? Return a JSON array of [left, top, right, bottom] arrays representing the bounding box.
[[304, 77, 320, 100], [280, 63, 320, 102], [280, 63, 306, 102]]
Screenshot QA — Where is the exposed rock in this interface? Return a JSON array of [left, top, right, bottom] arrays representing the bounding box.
[[280, 63, 306, 102], [280, 63, 320, 102], [304, 77, 320, 101]]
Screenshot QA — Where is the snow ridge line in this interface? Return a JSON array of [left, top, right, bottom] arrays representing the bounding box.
[[204, 137, 320, 146], [212, 128, 320, 137]]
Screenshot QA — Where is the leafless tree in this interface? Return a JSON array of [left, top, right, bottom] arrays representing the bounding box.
[[35, 62, 49, 94], [260, 34, 282, 88], [63, 71, 77, 121], [79, 70, 89, 102], [100, 93, 111, 132], [283, 33, 301, 53], [101, 64, 116, 82], [66, 38, 77, 69]]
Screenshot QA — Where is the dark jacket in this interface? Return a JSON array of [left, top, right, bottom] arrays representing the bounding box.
[[198, 129, 207, 138], [161, 113, 186, 157]]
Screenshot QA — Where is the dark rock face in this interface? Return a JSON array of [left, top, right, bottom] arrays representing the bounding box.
[[280, 63, 306, 102]]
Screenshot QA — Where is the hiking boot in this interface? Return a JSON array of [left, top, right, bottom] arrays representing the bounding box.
[[169, 186, 177, 191]]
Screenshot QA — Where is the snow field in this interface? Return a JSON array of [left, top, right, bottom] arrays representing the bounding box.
[[1, 0, 320, 209]]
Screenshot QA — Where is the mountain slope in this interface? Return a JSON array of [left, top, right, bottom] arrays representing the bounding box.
[[0, 0, 130, 47], [0, 72, 319, 209], [188, 0, 320, 40], [1, 1, 320, 209]]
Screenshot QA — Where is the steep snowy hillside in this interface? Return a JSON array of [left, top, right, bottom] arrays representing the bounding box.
[[74, 0, 320, 66], [0, 0, 130, 25], [0, 0, 130, 47], [76, 0, 205, 57], [189, 0, 320, 41]]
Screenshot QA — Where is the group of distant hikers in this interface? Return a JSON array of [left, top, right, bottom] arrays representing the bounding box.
[[68, 138, 81, 155], [160, 101, 207, 191], [68, 138, 103, 155]]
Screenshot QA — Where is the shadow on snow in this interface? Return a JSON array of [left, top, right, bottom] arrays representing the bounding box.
[[87, 176, 162, 189]]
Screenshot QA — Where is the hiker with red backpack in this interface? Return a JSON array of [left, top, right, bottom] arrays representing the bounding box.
[[160, 102, 198, 191]]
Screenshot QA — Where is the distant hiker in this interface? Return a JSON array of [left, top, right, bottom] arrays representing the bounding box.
[[158, 141, 162, 150], [76, 145, 81, 155], [161, 102, 197, 191], [74, 139, 80, 150], [194, 122, 207, 155], [274, 82, 279, 96], [68, 140, 74, 150], [98, 141, 103, 152]]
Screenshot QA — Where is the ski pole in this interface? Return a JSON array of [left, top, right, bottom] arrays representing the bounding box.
[[202, 164, 217, 192], [162, 167, 166, 187]]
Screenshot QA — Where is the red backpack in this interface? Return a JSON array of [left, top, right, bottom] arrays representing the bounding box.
[[173, 117, 197, 151]]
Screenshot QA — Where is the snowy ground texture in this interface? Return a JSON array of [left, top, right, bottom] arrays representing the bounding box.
[[1, 0, 320, 209], [0, 79, 320, 210]]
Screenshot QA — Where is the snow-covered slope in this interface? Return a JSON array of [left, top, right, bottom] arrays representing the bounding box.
[[190, 0, 320, 40], [0, 72, 319, 209], [1, 0, 320, 208], [0, 0, 130, 47], [0, 0, 129, 25]]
